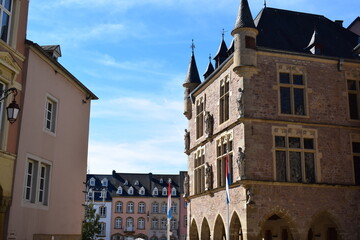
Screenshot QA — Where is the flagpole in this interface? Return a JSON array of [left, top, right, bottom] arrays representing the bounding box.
[[167, 179, 172, 240], [226, 136, 230, 240]]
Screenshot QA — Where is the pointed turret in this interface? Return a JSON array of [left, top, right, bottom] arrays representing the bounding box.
[[203, 55, 215, 79], [183, 40, 201, 120], [213, 34, 228, 68], [231, 0, 259, 77]]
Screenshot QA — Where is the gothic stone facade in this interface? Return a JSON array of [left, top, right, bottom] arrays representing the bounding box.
[[183, 3, 360, 240]]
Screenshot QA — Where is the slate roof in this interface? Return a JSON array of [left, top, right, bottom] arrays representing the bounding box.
[[87, 171, 186, 200], [254, 7, 360, 59], [184, 52, 201, 85], [234, 0, 255, 29], [213, 39, 228, 68]]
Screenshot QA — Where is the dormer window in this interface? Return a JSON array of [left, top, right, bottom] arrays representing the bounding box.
[[128, 186, 134, 195], [171, 187, 177, 196], [124, 180, 128, 186], [89, 177, 95, 186], [152, 187, 158, 196], [117, 186, 123, 195], [134, 180, 139, 186], [101, 178, 108, 187], [159, 178, 163, 184], [162, 187, 167, 196], [139, 187, 145, 195]]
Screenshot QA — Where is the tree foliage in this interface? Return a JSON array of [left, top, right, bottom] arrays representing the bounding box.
[[82, 203, 102, 240]]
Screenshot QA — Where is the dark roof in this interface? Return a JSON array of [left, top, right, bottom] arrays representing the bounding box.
[[254, 7, 360, 59], [203, 59, 215, 79], [213, 39, 228, 68], [347, 16, 360, 30], [184, 52, 201, 85], [233, 0, 255, 29]]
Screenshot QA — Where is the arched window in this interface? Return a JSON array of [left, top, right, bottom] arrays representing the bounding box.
[[162, 187, 167, 196], [138, 217, 145, 229], [151, 218, 159, 229], [101, 178, 108, 187], [115, 217, 122, 229], [115, 201, 122, 213], [138, 202, 146, 213], [126, 217, 134, 231], [161, 202, 167, 213], [127, 202, 134, 213], [160, 218, 167, 229], [152, 202, 159, 213]]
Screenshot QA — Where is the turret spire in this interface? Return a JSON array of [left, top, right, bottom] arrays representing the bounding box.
[[233, 0, 255, 30]]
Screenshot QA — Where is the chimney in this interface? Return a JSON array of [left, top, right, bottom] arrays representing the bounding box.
[[335, 20, 343, 27]]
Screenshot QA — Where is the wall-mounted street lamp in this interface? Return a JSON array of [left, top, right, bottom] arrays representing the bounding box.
[[0, 87, 20, 124]]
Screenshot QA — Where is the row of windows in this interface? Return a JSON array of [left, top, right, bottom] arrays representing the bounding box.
[[195, 66, 360, 140], [100, 201, 178, 216], [193, 129, 360, 195], [113, 217, 178, 230]]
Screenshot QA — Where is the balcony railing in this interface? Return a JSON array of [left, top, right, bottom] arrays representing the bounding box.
[[124, 226, 135, 233]]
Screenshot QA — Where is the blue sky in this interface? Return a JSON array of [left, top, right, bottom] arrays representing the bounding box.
[[27, 0, 359, 174]]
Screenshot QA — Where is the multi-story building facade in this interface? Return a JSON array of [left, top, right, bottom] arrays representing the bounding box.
[[183, 1, 360, 240], [0, 0, 28, 239], [87, 171, 187, 240], [7, 40, 97, 239]]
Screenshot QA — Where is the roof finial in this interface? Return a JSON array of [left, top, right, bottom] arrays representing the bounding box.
[[264, 0, 266, 7], [221, 29, 228, 40], [208, 54, 212, 62], [190, 39, 195, 54]]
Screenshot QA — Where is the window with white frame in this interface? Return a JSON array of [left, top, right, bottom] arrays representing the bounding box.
[[126, 217, 134, 231], [115, 201, 122, 213], [161, 202, 167, 213], [152, 187, 158, 196], [99, 222, 106, 236], [89, 177, 95, 186], [138, 217, 145, 229], [87, 189, 94, 202], [162, 187, 167, 196], [116, 186, 122, 195], [99, 206, 106, 218], [127, 202, 134, 213], [138, 202, 145, 213], [159, 178, 163, 184], [0, 0, 12, 43], [152, 202, 159, 213], [273, 127, 317, 183], [139, 186, 145, 195], [115, 217, 122, 229], [171, 187, 176, 196], [151, 218, 159, 229], [101, 178, 108, 187], [128, 186, 134, 195], [170, 218, 177, 230], [24, 157, 51, 206], [171, 202, 177, 214], [44, 96, 57, 133], [134, 180, 139, 186], [160, 218, 167, 229]]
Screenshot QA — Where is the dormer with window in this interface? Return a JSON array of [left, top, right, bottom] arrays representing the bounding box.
[[89, 177, 95, 186], [134, 180, 139, 186], [152, 187, 158, 196], [139, 187, 145, 196], [171, 187, 177, 196], [116, 186, 123, 195], [159, 178, 163, 184], [162, 187, 167, 196], [101, 178, 108, 187], [124, 180, 128, 186], [128, 186, 134, 195]]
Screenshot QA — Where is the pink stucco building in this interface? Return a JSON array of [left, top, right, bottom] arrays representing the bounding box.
[[7, 41, 97, 240]]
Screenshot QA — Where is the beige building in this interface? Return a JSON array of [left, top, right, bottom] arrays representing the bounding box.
[[7, 41, 97, 240], [183, 1, 360, 240]]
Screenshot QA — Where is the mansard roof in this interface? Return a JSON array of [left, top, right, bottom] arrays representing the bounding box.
[[254, 7, 360, 59]]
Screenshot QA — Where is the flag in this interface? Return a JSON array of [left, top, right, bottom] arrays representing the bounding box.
[[167, 181, 172, 219], [225, 153, 231, 204]]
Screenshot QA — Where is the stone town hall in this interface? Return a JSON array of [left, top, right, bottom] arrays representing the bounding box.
[[182, 0, 360, 239]]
